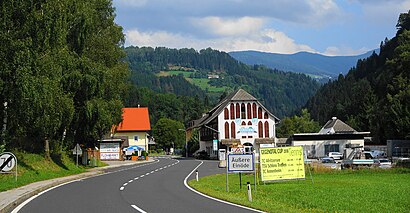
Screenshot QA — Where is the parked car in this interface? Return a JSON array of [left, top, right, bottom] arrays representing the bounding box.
[[321, 157, 335, 163], [328, 152, 343, 160], [379, 159, 392, 169], [193, 150, 209, 160]]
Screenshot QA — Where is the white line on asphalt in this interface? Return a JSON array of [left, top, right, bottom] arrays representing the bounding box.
[[120, 187, 124, 191], [11, 179, 81, 213], [140, 175, 144, 177], [183, 161, 265, 213], [145, 173, 150, 175], [150, 171, 154, 173], [123, 183, 128, 186], [134, 177, 139, 180], [155, 169, 158, 171], [131, 204, 147, 213], [128, 180, 133, 183]]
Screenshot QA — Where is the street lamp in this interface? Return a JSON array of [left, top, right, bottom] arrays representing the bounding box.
[[178, 129, 188, 157]]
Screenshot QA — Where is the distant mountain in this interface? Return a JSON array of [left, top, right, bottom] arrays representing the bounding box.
[[229, 50, 379, 79]]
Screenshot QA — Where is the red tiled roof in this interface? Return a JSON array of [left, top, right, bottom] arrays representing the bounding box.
[[116, 108, 151, 131]]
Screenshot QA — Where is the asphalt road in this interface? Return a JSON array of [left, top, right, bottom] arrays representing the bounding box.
[[14, 157, 260, 213]]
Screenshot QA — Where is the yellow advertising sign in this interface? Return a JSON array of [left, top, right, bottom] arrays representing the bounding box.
[[259, 146, 305, 181]]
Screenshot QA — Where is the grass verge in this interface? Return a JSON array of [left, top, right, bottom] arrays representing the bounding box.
[[0, 151, 106, 192], [189, 168, 410, 212]]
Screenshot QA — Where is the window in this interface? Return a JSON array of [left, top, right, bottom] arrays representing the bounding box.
[[248, 121, 252, 125], [252, 103, 257, 118], [230, 103, 235, 119], [224, 108, 229, 120], [258, 107, 262, 119], [264, 121, 269, 138], [258, 121, 263, 138], [324, 144, 340, 155], [248, 136, 253, 138], [134, 135, 139, 141], [247, 103, 251, 119], [241, 121, 246, 126], [224, 122, 230, 139], [231, 122, 236, 138], [241, 103, 246, 119], [236, 103, 240, 118], [264, 112, 268, 119]]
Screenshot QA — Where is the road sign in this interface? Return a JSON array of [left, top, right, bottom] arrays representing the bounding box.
[[0, 153, 16, 172], [213, 139, 218, 151], [227, 153, 254, 172], [72, 143, 82, 155]]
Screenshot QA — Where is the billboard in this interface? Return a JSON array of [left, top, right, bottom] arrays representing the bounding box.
[[259, 146, 305, 182]]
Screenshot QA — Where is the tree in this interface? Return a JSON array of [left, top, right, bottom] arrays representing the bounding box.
[[276, 109, 320, 138], [152, 118, 185, 150]]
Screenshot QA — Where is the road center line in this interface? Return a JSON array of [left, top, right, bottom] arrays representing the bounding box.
[[120, 187, 124, 191], [131, 204, 147, 213]]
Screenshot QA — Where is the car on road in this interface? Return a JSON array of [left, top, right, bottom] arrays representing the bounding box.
[[328, 152, 343, 160]]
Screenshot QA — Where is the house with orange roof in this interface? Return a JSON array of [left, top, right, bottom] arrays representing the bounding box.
[[114, 107, 151, 151], [100, 107, 151, 160]]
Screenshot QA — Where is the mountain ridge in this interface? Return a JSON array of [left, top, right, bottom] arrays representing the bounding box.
[[229, 49, 379, 79]]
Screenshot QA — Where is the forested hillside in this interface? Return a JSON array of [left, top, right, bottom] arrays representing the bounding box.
[[305, 11, 410, 143], [123, 47, 320, 119]]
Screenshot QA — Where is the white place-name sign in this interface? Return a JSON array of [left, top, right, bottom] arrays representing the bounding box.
[[227, 154, 254, 172]]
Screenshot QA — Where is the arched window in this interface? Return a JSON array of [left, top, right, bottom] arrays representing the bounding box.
[[230, 103, 235, 119], [224, 108, 229, 120], [241, 103, 246, 119], [247, 103, 251, 119], [252, 103, 257, 118], [231, 122, 236, 138], [264, 121, 270, 138], [264, 112, 268, 119], [236, 103, 240, 118], [258, 121, 263, 138], [258, 107, 262, 119], [225, 122, 230, 139], [248, 121, 252, 125], [241, 121, 246, 126]]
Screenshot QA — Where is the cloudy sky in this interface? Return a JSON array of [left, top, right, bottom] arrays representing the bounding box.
[[113, 0, 409, 56]]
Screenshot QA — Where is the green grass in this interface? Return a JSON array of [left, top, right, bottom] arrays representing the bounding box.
[[0, 151, 106, 192], [189, 169, 410, 212]]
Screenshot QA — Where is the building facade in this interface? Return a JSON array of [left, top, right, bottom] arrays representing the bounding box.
[[188, 89, 280, 158]]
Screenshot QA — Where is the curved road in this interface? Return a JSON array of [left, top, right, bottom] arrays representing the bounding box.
[[13, 157, 260, 213]]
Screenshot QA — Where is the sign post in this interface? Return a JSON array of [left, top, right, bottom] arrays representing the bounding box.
[[72, 144, 82, 167], [0, 152, 17, 181], [226, 153, 255, 192]]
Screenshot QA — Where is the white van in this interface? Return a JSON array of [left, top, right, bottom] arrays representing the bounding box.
[[328, 152, 343, 160]]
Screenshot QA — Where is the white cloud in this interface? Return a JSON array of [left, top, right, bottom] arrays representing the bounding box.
[[125, 28, 315, 54], [354, 0, 410, 24], [115, 0, 147, 7], [193, 16, 265, 36], [323, 46, 370, 56]]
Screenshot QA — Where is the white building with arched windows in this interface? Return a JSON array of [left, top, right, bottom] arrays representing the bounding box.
[[187, 89, 280, 158]]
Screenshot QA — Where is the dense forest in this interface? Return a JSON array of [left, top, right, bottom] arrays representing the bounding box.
[[0, 0, 128, 154], [306, 11, 410, 143], [123, 46, 320, 119]]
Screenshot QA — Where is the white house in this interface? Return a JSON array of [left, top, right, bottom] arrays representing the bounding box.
[[290, 117, 370, 158], [188, 89, 280, 158]]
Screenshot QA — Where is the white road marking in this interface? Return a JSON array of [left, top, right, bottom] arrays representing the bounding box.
[[129, 180, 133, 183], [145, 173, 150, 175], [131, 204, 147, 213], [123, 183, 128, 186], [120, 187, 124, 191], [183, 161, 265, 213], [155, 169, 158, 171], [140, 175, 144, 177], [150, 171, 154, 173], [134, 177, 139, 180]]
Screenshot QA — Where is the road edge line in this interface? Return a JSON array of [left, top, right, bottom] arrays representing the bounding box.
[[183, 161, 265, 213]]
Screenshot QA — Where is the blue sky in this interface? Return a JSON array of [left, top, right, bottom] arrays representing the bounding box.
[[113, 0, 409, 56]]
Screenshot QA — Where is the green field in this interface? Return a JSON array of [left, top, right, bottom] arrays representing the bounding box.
[[0, 152, 106, 192], [158, 70, 228, 93], [189, 169, 410, 212]]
